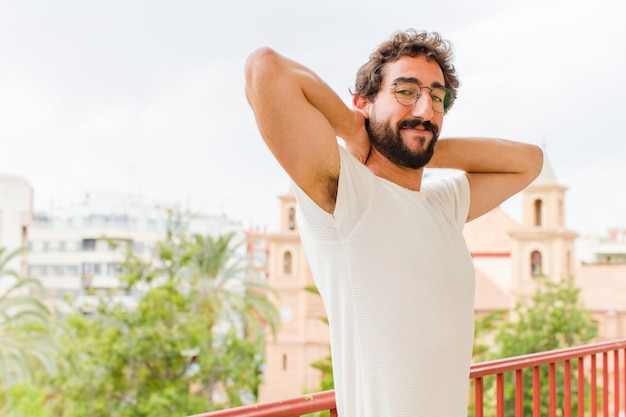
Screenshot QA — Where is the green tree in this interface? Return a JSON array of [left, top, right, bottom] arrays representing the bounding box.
[[473, 309, 508, 363], [186, 232, 280, 341], [0, 247, 58, 404], [49, 281, 213, 417], [48, 222, 279, 417], [486, 276, 598, 417], [2, 382, 55, 417], [184, 232, 280, 406]]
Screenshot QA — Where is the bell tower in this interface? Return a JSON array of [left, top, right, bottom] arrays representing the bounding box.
[[258, 189, 330, 401], [509, 151, 578, 297]]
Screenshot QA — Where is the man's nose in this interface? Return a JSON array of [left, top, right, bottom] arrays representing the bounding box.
[[410, 91, 434, 120]]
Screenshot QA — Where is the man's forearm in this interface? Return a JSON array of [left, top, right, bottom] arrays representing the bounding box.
[[428, 137, 543, 175]]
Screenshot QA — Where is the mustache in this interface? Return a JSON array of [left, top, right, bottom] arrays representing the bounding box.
[[397, 119, 437, 133]]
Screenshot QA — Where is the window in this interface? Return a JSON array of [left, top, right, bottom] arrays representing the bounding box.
[[65, 265, 80, 276], [533, 199, 543, 227], [531, 250, 543, 277], [82, 263, 95, 276], [82, 239, 96, 251], [283, 251, 292, 274], [288, 207, 296, 230], [253, 251, 267, 266], [132, 241, 145, 253], [107, 263, 124, 276]]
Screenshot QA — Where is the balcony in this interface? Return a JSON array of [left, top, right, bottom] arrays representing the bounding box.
[[189, 339, 626, 417]]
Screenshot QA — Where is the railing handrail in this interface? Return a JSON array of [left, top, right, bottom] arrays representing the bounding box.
[[188, 390, 336, 417], [471, 339, 626, 377], [191, 338, 626, 417]]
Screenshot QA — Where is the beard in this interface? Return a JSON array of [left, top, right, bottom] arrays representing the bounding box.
[[365, 117, 439, 169]]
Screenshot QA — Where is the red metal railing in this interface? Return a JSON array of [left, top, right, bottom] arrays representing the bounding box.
[[190, 339, 626, 417]]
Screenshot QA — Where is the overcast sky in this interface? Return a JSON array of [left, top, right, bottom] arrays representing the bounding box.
[[1, 0, 624, 236]]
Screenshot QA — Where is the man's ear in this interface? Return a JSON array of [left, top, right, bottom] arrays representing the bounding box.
[[352, 94, 370, 118]]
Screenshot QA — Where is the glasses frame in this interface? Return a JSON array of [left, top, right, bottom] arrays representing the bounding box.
[[383, 81, 455, 114]]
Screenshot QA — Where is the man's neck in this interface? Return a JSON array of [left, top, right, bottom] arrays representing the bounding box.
[[365, 149, 425, 191]]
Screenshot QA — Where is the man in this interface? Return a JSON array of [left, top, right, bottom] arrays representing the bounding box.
[[245, 30, 542, 416]]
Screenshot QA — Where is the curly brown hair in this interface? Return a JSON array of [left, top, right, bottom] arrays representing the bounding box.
[[354, 29, 459, 106]]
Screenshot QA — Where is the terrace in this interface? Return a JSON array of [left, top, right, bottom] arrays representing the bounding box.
[[190, 339, 626, 417]]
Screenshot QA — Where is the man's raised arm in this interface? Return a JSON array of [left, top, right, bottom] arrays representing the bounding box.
[[244, 48, 368, 213], [428, 138, 543, 222]]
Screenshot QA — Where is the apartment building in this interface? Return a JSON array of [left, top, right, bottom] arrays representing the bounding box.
[[26, 189, 251, 309]]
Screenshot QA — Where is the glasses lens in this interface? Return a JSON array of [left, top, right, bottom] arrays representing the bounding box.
[[431, 87, 453, 114], [393, 82, 454, 113], [394, 82, 419, 106]]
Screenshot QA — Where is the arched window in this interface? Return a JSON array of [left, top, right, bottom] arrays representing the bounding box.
[[283, 251, 292, 274], [288, 207, 296, 230], [566, 250, 571, 278], [534, 199, 543, 227], [531, 250, 543, 277]]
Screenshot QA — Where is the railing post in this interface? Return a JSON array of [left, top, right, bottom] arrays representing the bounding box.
[[496, 373, 504, 417], [614, 350, 620, 417], [592, 354, 598, 417], [533, 365, 541, 417], [578, 357, 585, 417], [475, 377, 484, 417], [564, 359, 571, 417], [515, 369, 523, 417], [623, 348, 626, 417], [549, 362, 557, 417], [603, 352, 609, 417]]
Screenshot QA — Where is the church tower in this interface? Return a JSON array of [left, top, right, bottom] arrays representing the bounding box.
[[258, 190, 330, 401], [509, 151, 578, 297]]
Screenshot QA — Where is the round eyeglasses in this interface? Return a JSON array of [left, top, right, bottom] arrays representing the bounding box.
[[385, 81, 455, 114]]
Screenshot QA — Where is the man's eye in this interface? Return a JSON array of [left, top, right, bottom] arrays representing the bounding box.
[[431, 94, 443, 103], [396, 89, 415, 96]]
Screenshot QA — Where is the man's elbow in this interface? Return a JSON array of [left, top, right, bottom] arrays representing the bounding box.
[[244, 47, 280, 95], [519, 144, 544, 188], [528, 144, 544, 181]]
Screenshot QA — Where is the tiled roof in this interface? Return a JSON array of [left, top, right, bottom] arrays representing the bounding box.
[[575, 264, 626, 311], [474, 267, 511, 311], [463, 206, 519, 254]]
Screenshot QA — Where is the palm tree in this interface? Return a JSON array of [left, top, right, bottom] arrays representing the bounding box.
[[184, 232, 280, 406], [186, 232, 279, 340], [118, 223, 280, 408], [0, 246, 58, 390]]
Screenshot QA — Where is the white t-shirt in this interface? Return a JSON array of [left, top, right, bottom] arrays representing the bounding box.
[[293, 146, 475, 417]]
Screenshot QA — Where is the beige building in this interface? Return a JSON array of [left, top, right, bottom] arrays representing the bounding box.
[[0, 174, 33, 280], [258, 193, 330, 401], [259, 153, 626, 401]]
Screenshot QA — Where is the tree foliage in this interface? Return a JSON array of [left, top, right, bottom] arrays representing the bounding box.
[[0, 247, 58, 399], [5, 218, 279, 416], [479, 276, 598, 417]]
